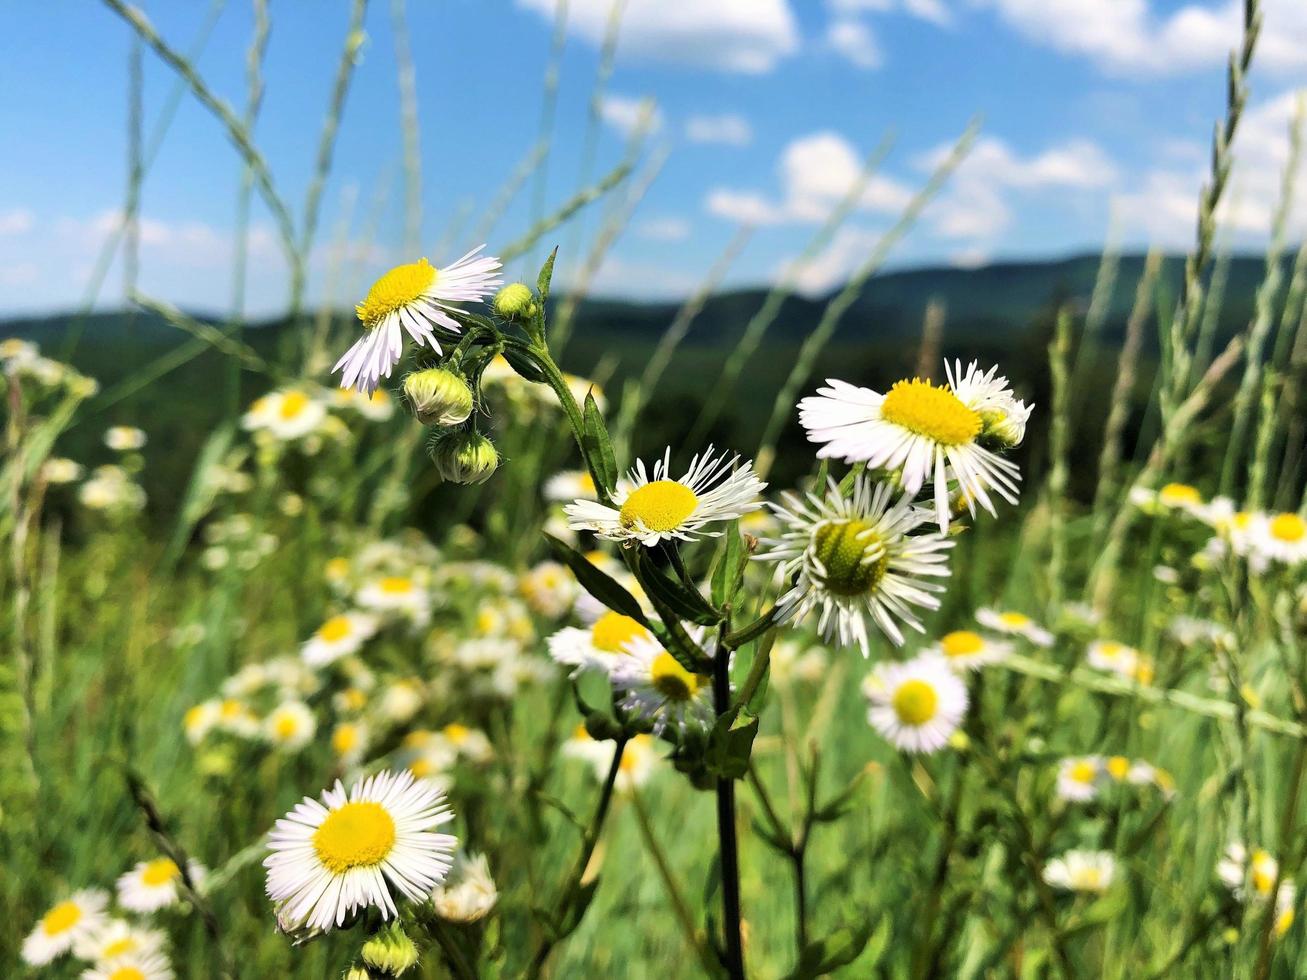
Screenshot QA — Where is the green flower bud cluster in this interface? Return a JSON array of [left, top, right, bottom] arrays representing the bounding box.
[[360, 921, 420, 976], [429, 430, 499, 485], [402, 368, 474, 427], [492, 282, 538, 321]]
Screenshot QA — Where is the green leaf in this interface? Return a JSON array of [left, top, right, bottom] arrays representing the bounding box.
[[633, 549, 722, 628], [784, 916, 886, 980], [710, 520, 747, 607], [812, 769, 868, 823], [537, 247, 559, 304], [581, 392, 618, 495], [705, 714, 758, 781], [544, 534, 647, 623], [501, 345, 546, 384], [750, 818, 793, 856]]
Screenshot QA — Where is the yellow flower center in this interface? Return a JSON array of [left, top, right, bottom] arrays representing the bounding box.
[[333, 724, 360, 754], [109, 969, 147, 980], [103, 937, 138, 958], [141, 857, 179, 887], [619, 480, 699, 533], [1069, 760, 1097, 784], [318, 615, 353, 643], [274, 714, 300, 740], [356, 259, 437, 330], [1252, 852, 1277, 895], [1269, 513, 1306, 543], [812, 520, 889, 596], [443, 722, 470, 744], [892, 679, 939, 726], [340, 688, 367, 711], [999, 612, 1031, 628], [1277, 907, 1295, 937], [1097, 641, 1126, 659], [1106, 756, 1130, 780], [650, 652, 702, 702], [380, 576, 414, 595], [279, 391, 310, 420], [184, 705, 208, 731], [590, 611, 647, 654], [312, 801, 397, 874], [220, 699, 245, 720], [579, 472, 596, 493], [1159, 483, 1201, 506], [42, 900, 82, 936], [880, 378, 981, 446], [1079, 868, 1104, 890], [941, 630, 985, 658], [325, 557, 350, 579]]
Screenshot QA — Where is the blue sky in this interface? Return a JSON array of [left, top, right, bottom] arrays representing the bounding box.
[[1, 0, 1305, 316]]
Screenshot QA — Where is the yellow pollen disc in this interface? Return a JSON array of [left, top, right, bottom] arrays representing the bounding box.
[[892, 679, 939, 726], [1098, 641, 1125, 659], [619, 481, 699, 533], [274, 715, 300, 739], [1069, 760, 1096, 784], [341, 688, 366, 711], [325, 557, 350, 579], [409, 759, 433, 777], [590, 611, 648, 653], [220, 700, 244, 719], [443, 722, 470, 743], [103, 937, 137, 958], [880, 378, 981, 446], [812, 520, 889, 597], [109, 969, 147, 980], [1277, 908, 1295, 936], [1269, 513, 1306, 543], [184, 705, 207, 730], [356, 259, 437, 330], [141, 857, 179, 887], [279, 391, 310, 420], [1080, 868, 1103, 889], [312, 801, 397, 875], [404, 730, 432, 747], [619, 746, 639, 773], [333, 725, 359, 754], [380, 576, 413, 595], [1159, 482, 1201, 505], [1106, 756, 1130, 780], [579, 473, 596, 493], [650, 652, 701, 702], [318, 615, 353, 642], [42, 901, 82, 935], [999, 612, 1030, 628], [941, 630, 985, 658]]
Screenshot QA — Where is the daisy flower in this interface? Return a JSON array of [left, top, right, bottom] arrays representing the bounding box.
[[519, 560, 578, 619], [81, 950, 175, 980], [1086, 640, 1153, 683], [182, 700, 221, 745], [22, 889, 110, 965], [1043, 851, 1116, 893], [610, 633, 715, 734], [564, 727, 661, 792], [756, 477, 954, 654], [116, 857, 206, 913], [430, 850, 499, 923], [334, 247, 502, 395], [544, 469, 598, 503], [265, 769, 456, 931], [356, 575, 431, 623], [42, 457, 84, 484], [864, 655, 968, 753], [1056, 756, 1104, 802], [333, 386, 396, 421], [928, 628, 1011, 671], [301, 612, 379, 667], [975, 608, 1054, 647], [1251, 512, 1307, 567], [73, 919, 166, 963], [242, 389, 328, 441], [798, 363, 1024, 531], [1219, 843, 1280, 900], [105, 426, 147, 451], [331, 721, 370, 767], [564, 446, 765, 546], [264, 701, 317, 752], [947, 359, 1032, 448], [547, 610, 652, 676]]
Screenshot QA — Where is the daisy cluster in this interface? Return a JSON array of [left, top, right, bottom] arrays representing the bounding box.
[[20, 854, 209, 976]]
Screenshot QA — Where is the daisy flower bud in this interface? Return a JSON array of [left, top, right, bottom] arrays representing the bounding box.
[[361, 921, 420, 976], [403, 368, 474, 426], [431, 432, 499, 485], [492, 282, 537, 321]]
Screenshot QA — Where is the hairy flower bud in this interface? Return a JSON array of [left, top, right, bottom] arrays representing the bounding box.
[[492, 283, 536, 321], [360, 921, 420, 976], [403, 368, 474, 426], [431, 431, 499, 485]]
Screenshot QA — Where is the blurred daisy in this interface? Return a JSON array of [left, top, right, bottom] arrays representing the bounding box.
[[544, 469, 598, 503], [565, 446, 765, 546], [610, 633, 714, 734], [564, 727, 660, 792], [73, 919, 165, 963], [379, 679, 426, 724], [81, 950, 175, 980], [1086, 640, 1153, 683], [22, 889, 109, 965], [756, 476, 953, 654], [1219, 843, 1280, 900], [547, 610, 651, 676], [519, 560, 578, 619], [41, 457, 83, 484], [975, 608, 1054, 647], [1275, 882, 1297, 938], [1252, 512, 1307, 567], [357, 575, 430, 623], [117, 857, 206, 913], [264, 701, 317, 752], [437, 723, 494, 765], [928, 629, 1011, 671], [242, 390, 328, 441], [105, 426, 147, 451], [215, 698, 261, 738], [1043, 851, 1115, 893], [1056, 756, 1104, 802], [331, 721, 370, 767], [864, 655, 968, 753], [265, 770, 456, 932], [301, 612, 379, 667], [769, 639, 829, 687], [333, 387, 396, 421], [799, 364, 1023, 531], [430, 850, 498, 923], [334, 247, 502, 395], [183, 700, 221, 745]]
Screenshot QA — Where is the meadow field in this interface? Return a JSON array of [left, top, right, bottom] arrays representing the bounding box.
[[4, 1, 1307, 978]]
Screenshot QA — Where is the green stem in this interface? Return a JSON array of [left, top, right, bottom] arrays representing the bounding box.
[[713, 647, 746, 979]]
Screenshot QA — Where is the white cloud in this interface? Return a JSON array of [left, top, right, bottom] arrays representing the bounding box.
[[0, 209, 34, 236], [637, 216, 693, 241], [827, 19, 883, 69], [685, 113, 753, 146], [778, 226, 882, 296], [979, 0, 1307, 76], [829, 0, 951, 27], [599, 95, 664, 137], [950, 246, 991, 268], [707, 131, 913, 226], [517, 0, 799, 74]]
